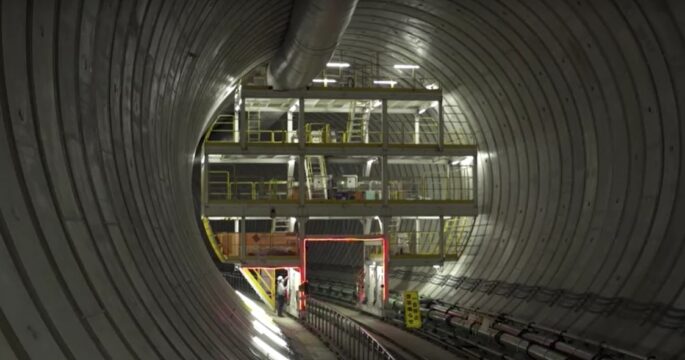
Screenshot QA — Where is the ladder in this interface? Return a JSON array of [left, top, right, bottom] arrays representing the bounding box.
[[346, 101, 370, 143], [443, 217, 467, 257], [419, 114, 439, 144], [239, 268, 276, 310], [305, 155, 328, 200], [247, 111, 261, 142], [271, 217, 291, 233]]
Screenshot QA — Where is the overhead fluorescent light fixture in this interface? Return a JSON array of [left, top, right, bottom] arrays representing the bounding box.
[[312, 78, 337, 84], [425, 83, 439, 90], [394, 64, 420, 70], [373, 80, 398, 86], [326, 62, 350, 68]]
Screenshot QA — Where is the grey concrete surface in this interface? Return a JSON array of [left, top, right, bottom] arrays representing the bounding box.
[[1, 0, 684, 359]]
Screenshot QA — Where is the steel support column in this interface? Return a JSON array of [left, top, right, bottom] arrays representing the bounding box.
[[438, 98, 444, 150]]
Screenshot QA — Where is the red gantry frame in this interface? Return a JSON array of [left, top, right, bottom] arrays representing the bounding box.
[[301, 235, 390, 303]]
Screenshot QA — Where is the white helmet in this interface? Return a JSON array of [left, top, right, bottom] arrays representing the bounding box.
[[277, 276, 283, 281]]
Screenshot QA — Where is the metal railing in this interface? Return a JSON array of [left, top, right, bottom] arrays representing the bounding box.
[[303, 298, 395, 360], [387, 174, 474, 202], [204, 123, 478, 146], [208, 176, 295, 201], [207, 174, 474, 203]]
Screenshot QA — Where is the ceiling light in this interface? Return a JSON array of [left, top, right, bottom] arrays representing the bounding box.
[[312, 78, 337, 83], [394, 64, 420, 70], [418, 108, 427, 115], [373, 80, 397, 86], [425, 83, 439, 90], [327, 62, 350, 68]]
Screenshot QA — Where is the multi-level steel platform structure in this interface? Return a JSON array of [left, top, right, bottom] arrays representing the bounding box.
[[199, 84, 478, 313]]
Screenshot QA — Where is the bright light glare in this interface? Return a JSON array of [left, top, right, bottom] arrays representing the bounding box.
[[253, 320, 288, 348], [236, 291, 282, 335], [373, 80, 397, 86], [394, 64, 420, 70], [433, 264, 442, 270], [451, 157, 474, 166], [253, 337, 289, 360], [252, 310, 282, 335], [425, 83, 439, 90], [312, 78, 337, 83], [418, 108, 427, 115], [431, 101, 439, 108], [327, 62, 350, 68], [207, 216, 228, 220], [288, 101, 299, 113]]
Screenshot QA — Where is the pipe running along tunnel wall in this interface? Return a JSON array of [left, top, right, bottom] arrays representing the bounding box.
[[1, 0, 685, 359]]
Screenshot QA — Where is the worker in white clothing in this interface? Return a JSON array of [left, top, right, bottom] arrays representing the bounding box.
[[276, 275, 288, 317]]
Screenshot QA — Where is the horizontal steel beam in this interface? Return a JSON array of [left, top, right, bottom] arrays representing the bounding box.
[[204, 201, 478, 218], [242, 85, 443, 101], [244, 105, 427, 114], [228, 257, 301, 267], [204, 143, 478, 157]]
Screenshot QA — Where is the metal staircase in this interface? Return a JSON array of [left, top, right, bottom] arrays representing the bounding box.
[[247, 111, 261, 142], [305, 155, 328, 200], [239, 267, 276, 310], [346, 101, 370, 143]]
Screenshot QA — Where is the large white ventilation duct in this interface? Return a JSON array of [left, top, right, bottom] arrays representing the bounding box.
[[267, 0, 359, 90]]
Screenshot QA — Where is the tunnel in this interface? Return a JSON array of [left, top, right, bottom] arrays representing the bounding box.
[[1, 0, 684, 359]]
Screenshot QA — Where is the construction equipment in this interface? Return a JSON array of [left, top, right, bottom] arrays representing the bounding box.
[[305, 155, 328, 200]]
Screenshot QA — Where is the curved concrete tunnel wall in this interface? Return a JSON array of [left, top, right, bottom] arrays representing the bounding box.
[[0, 1, 292, 358], [337, 1, 685, 357], [1, 0, 685, 359]]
